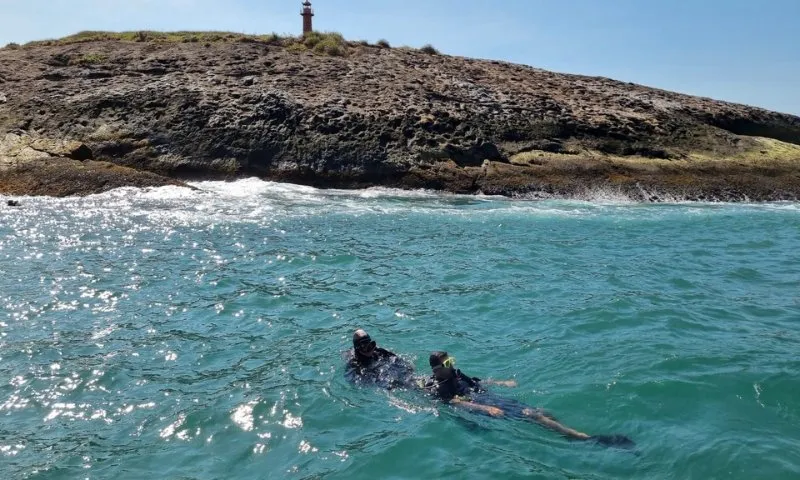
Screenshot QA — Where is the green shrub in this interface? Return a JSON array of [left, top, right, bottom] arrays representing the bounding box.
[[4, 42, 20, 50], [376, 39, 390, 48], [299, 31, 347, 56], [279, 36, 297, 47], [262, 33, 281, 44], [302, 31, 322, 48], [313, 38, 345, 56], [325, 32, 345, 44], [302, 31, 344, 48], [420, 44, 439, 55], [286, 43, 308, 53]]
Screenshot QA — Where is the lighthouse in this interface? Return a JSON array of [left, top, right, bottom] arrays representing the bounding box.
[[301, 1, 314, 35]]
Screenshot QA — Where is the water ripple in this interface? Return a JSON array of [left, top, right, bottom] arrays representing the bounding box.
[[1, 182, 799, 478]]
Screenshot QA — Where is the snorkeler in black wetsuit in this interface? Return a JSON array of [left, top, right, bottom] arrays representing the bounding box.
[[344, 329, 415, 389], [425, 351, 635, 449]]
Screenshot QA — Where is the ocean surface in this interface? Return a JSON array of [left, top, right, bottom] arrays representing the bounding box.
[[1, 179, 799, 479]]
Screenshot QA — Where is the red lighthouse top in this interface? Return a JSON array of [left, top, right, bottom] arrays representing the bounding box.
[[301, 1, 314, 34]]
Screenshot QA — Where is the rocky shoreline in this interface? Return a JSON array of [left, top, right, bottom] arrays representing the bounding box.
[[2, 32, 799, 201]]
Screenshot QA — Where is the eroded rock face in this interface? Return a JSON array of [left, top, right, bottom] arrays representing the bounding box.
[[0, 155, 189, 197], [1, 40, 799, 199], [1, 133, 92, 160], [0, 133, 186, 196]]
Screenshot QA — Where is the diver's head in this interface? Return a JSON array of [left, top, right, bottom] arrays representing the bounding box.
[[429, 351, 456, 381], [353, 329, 376, 357]]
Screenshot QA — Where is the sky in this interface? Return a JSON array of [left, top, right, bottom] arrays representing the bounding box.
[[1, 0, 798, 115]]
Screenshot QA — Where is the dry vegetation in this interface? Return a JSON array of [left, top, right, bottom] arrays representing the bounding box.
[[12, 30, 438, 58]]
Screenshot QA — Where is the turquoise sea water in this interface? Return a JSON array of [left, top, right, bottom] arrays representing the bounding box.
[[1, 179, 799, 479]]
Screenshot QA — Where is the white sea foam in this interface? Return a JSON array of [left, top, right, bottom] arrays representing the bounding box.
[[352, 186, 446, 199], [6, 178, 799, 229], [191, 178, 317, 197]]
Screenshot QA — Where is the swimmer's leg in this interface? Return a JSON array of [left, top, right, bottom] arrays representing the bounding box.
[[521, 408, 591, 441], [523, 407, 559, 422], [520, 408, 636, 449]]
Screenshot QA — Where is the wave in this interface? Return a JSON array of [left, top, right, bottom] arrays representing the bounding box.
[[6, 179, 798, 230]]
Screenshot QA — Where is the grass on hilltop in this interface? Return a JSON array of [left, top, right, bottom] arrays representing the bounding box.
[[23, 30, 286, 46], [17, 30, 352, 57], [12, 31, 440, 57], [288, 31, 348, 56]]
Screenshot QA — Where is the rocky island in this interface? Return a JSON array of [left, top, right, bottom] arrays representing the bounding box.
[[2, 31, 799, 201]]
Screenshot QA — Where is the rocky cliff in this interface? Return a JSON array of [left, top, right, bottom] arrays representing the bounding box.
[[2, 32, 800, 200]]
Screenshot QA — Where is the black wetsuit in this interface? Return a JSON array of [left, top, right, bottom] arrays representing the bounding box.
[[426, 369, 637, 449], [344, 347, 415, 389], [425, 369, 484, 402], [426, 370, 551, 420]]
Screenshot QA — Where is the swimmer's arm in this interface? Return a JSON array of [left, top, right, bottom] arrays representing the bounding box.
[[450, 397, 504, 417], [482, 378, 517, 387], [343, 362, 360, 383]]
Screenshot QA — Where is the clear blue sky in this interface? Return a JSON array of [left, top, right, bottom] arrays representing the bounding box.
[[2, 0, 798, 115]]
